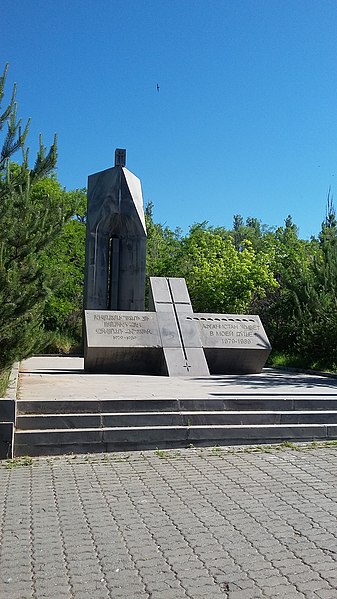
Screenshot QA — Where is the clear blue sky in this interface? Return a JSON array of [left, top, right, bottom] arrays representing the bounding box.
[[4, 0, 337, 238]]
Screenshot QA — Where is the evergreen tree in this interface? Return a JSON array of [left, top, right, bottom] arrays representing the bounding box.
[[145, 201, 183, 277], [0, 65, 77, 372], [293, 195, 337, 367], [40, 187, 87, 347]]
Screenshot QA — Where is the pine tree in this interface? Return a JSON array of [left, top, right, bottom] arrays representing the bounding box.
[[0, 65, 76, 372], [279, 196, 337, 368]]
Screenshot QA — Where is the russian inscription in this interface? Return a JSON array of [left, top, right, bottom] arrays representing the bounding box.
[[190, 314, 269, 349]]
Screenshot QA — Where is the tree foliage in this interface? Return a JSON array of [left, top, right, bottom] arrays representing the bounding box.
[[41, 190, 86, 341], [179, 223, 278, 313], [1, 68, 337, 372], [143, 205, 337, 370], [0, 65, 79, 370]]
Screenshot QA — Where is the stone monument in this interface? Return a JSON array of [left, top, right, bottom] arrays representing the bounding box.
[[84, 151, 271, 375], [84, 148, 146, 311]]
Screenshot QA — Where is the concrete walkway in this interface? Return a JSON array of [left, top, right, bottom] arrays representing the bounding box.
[[18, 356, 337, 400], [1, 445, 337, 599]]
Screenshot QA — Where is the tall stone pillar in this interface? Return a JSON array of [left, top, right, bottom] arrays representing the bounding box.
[[84, 149, 147, 312]]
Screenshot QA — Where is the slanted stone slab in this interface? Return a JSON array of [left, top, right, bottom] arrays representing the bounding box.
[[192, 313, 271, 374], [84, 310, 164, 374], [149, 277, 209, 376]]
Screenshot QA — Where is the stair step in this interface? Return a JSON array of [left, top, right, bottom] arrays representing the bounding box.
[[15, 410, 337, 430], [14, 423, 337, 457], [16, 397, 337, 415]]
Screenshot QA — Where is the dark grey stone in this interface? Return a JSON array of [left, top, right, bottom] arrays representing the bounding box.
[[102, 426, 187, 445], [187, 424, 328, 442], [0, 399, 15, 421], [84, 152, 146, 312], [18, 398, 180, 414], [16, 414, 102, 430], [0, 422, 13, 458]]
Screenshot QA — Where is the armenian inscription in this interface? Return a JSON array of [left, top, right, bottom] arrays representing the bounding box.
[[85, 311, 161, 347]]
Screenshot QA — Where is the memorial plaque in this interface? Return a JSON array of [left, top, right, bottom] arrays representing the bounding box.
[[85, 311, 161, 347], [84, 310, 164, 374], [192, 313, 271, 374], [194, 314, 270, 349]]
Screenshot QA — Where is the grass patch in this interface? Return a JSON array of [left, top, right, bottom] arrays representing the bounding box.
[[43, 330, 83, 355], [268, 352, 312, 370], [6, 456, 33, 470], [268, 351, 337, 373], [211, 445, 223, 455], [321, 440, 337, 448], [155, 448, 169, 459], [0, 369, 10, 397], [279, 440, 300, 451]]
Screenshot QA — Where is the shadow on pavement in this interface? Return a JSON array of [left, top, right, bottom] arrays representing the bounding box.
[[192, 369, 337, 391]]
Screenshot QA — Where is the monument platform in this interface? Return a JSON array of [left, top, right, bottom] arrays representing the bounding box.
[[10, 355, 337, 457]]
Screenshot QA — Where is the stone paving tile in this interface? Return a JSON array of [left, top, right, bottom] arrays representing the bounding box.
[[1, 446, 337, 597]]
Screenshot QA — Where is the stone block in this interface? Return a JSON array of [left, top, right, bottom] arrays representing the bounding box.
[[149, 277, 209, 376], [0, 422, 13, 458], [175, 305, 203, 348], [84, 277, 270, 376], [0, 399, 15, 422], [102, 426, 187, 446], [193, 313, 271, 374], [168, 277, 191, 304], [161, 348, 208, 376], [184, 348, 210, 375], [149, 277, 171, 307], [155, 304, 181, 347], [84, 309, 165, 374]]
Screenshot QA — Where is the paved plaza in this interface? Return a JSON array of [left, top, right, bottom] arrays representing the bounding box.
[[1, 445, 337, 598], [19, 356, 337, 400]]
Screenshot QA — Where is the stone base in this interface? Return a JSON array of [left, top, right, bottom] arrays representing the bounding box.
[[204, 348, 271, 374], [84, 298, 272, 376], [84, 347, 166, 375]]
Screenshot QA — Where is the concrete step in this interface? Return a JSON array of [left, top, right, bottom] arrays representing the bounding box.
[[14, 423, 337, 456], [16, 396, 337, 415], [15, 410, 337, 430]]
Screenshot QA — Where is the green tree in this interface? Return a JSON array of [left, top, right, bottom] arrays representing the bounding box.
[[179, 223, 278, 313], [230, 214, 273, 252], [41, 188, 86, 348], [251, 215, 314, 351], [290, 199, 337, 368], [0, 65, 77, 371], [145, 201, 183, 303]]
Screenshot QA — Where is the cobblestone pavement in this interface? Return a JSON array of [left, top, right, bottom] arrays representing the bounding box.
[[1, 446, 337, 599]]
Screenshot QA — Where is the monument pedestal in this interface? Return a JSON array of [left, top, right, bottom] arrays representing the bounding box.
[[84, 279, 271, 376]]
